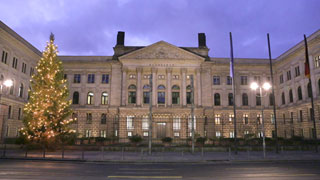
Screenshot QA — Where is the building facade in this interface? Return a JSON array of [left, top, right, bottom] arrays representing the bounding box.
[[1, 21, 320, 142]]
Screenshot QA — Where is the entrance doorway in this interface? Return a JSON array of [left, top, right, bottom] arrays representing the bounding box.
[[156, 123, 166, 138]]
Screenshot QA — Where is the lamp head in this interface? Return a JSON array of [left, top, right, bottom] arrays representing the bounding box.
[[3, 79, 13, 87], [250, 82, 259, 90], [262, 82, 271, 91]]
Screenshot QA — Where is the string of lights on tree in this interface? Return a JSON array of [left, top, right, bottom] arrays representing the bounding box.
[[20, 33, 75, 143]]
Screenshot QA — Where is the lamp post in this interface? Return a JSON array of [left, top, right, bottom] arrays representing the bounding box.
[[0, 79, 13, 142], [250, 81, 271, 159]]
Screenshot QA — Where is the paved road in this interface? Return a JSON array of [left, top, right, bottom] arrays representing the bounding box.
[[0, 160, 320, 179]]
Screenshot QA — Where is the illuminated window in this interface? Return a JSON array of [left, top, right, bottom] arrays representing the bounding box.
[[87, 92, 94, 104], [215, 114, 221, 125], [101, 92, 108, 105]]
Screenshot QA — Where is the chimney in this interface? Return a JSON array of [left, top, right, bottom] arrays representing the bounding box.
[[198, 33, 206, 47], [116, 31, 125, 46]]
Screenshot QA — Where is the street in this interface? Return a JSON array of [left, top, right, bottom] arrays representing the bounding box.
[[0, 160, 320, 179]]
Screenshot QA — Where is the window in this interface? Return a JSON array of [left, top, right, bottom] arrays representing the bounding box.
[[128, 132, 132, 137], [174, 132, 180, 137], [143, 132, 149, 137], [240, 76, 247, 85], [87, 74, 95, 83], [299, 110, 303, 122], [289, 89, 293, 103], [18, 108, 22, 120], [173, 117, 181, 130], [87, 92, 94, 105], [290, 112, 294, 123], [229, 131, 234, 138], [295, 66, 300, 77], [228, 93, 233, 106], [85, 130, 92, 138], [314, 55, 320, 68], [64, 74, 67, 80], [143, 74, 151, 79], [1, 50, 8, 64], [72, 92, 79, 104], [287, 70, 291, 81], [242, 93, 248, 106], [101, 113, 107, 124], [128, 84, 136, 104], [129, 74, 136, 79], [215, 114, 221, 125], [229, 114, 234, 123], [142, 116, 149, 130], [281, 92, 285, 105], [101, 74, 109, 84], [158, 75, 165, 79], [254, 76, 261, 83], [12, 57, 18, 69], [100, 130, 107, 138], [127, 116, 134, 129], [186, 85, 191, 104], [227, 76, 232, 85], [269, 93, 274, 106], [172, 85, 180, 105], [213, 76, 220, 85], [9, 82, 14, 95], [214, 93, 220, 106], [257, 114, 262, 124], [297, 86, 302, 100], [216, 131, 221, 138], [143, 92, 150, 104], [283, 114, 286, 124], [30, 67, 34, 77], [307, 82, 312, 98], [172, 75, 179, 79], [157, 85, 165, 104], [21, 62, 27, 73], [243, 114, 248, 124], [74, 74, 81, 83], [244, 130, 249, 135], [18, 83, 23, 98], [72, 113, 78, 123], [271, 114, 275, 124], [188, 116, 196, 130], [256, 92, 261, 106], [280, 74, 284, 84], [86, 113, 92, 124], [101, 92, 108, 105]]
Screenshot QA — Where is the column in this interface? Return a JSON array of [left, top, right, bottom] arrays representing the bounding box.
[[167, 68, 172, 106], [196, 68, 202, 106], [152, 68, 157, 106], [201, 67, 212, 107], [136, 67, 142, 106], [121, 67, 127, 106], [181, 68, 187, 106]]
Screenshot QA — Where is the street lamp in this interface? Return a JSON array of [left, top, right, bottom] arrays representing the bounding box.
[[250, 81, 271, 159], [0, 79, 13, 142]]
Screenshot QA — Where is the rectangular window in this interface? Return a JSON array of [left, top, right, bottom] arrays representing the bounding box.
[[143, 92, 150, 104], [85, 130, 92, 138], [173, 117, 181, 130], [213, 76, 220, 85], [283, 114, 286, 124], [244, 130, 249, 135], [1, 50, 8, 64], [172, 92, 180, 104], [271, 114, 275, 124], [215, 114, 221, 125], [127, 116, 134, 130], [174, 132, 180, 137], [101, 74, 109, 84], [314, 55, 320, 68], [257, 114, 262, 125], [186, 92, 191, 104], [74, 74, 81, 83], [64, 74, 67, 80], [87, 74, 95, 83], [188, 116, 196, 130], [128, 92, 136, 104], [30, 67, 34, 76], [157, 92, 165, 104], [158, 75, 165, 79], [254, 76, 261, 83], [8, 105, 12, 119], [22, 62, 27, 73], [143, 132, 149, 137], [229, 131, 234, 138], [143, 74, 151, 79], [290, 112, 294, 123], [216, 131, 221, 138], [280, 74, 284, 84], [18, 108, 22, 120], [227, 76, 232, 85], [287, 70, 291, 81], [129, 74, 136, 79], [12, 57, 18, 69], [172, 75, 179, 79], [228, 114, 234, 123], [86, 113, 92, 124], [295, 66, 300, 77], [299, 110, 303, 122], [240, 76, 247, 85], [128, 132, 132, 137], [243, 114, 248, 124], [100, 130, 107, 138], [101, 114, 107, 124], [142, 116, 149, 130]]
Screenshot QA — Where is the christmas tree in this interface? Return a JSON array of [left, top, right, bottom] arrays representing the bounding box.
[[21, 33, 74, 145]]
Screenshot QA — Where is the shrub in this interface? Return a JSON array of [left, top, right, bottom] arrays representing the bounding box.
[[196, 137, 207, 144], [161, 137, 173, 143], [129, 134, 143, 143]]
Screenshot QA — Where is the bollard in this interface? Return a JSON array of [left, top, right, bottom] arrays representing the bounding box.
[[247, 148, 250, 159], [43, 146, 46, 158], [62, 145, 64, 159], [201, 147, 204, 157], [2, 144, 6, 157], [102, 146, 104, 160], [141, 148, 143, 160], [228, 147, 231, 160], [25, 147, 28, 158], [121, 147, 124, 160], [81, 148, 84, 160]]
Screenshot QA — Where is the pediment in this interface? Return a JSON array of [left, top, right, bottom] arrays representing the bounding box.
[[118, 41, 204, 61]]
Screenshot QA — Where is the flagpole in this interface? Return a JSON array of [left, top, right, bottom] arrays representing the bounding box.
[[304, 34, 318, 152], [229, 32, 237, 154], [267, 33, 279, 154]]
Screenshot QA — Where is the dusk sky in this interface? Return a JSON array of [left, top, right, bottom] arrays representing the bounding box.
[[0, 0, 319, 58]]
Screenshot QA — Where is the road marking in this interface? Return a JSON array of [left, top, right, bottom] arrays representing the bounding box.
[[119, 168, 173, 171], [243, 173, 317, 177], [108, 176, 182, 179]]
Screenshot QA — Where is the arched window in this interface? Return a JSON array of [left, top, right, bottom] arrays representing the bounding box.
[[87, 92, 94, 105], [143, 84, 150, 104], [172, 85, 180, 105], [101, 92, 108, 105], [158, 85, 165, 104], [307, 82, 312, 98], [9, 80, 14, 95], [101, 113, 107, 124], [186, 85, 191, 104], [269, 93, 274, 106], [128, 84, 136, 104], [297, 86, 302, 100], [289, 89, 293, 103], [72, 91, 79, 104], [214, 93, 220, 106], [228, 93, 233, 106], [256, 92, 261, 106], [242, 93, 248, 106], [281, 92, 285, 105], [18, 83, 23, 98]]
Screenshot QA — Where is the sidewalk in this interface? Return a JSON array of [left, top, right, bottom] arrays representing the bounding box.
[[2, 148, 320, 163]]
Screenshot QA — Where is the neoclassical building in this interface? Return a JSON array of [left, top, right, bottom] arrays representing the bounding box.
[[1, 21, 320, 142]]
